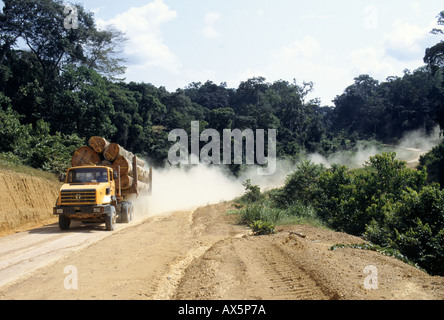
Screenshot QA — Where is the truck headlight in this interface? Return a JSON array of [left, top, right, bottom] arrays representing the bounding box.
[[93, 207, 103, 213], [56, 208, 64, 214]]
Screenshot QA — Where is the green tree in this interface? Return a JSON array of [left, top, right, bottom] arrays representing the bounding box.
[[332, 75, 385, 139], [365, 186, 444, 275], [55, 65, 116, 138], [82, 25, 127, 80], [272, 161, 326, 208], [419, 142, 444, 187], [424, 10, 444, 131], [25, 119, 84, 173], [0, 101, 31, 154]]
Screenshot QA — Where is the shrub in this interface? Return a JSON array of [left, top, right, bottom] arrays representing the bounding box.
[[234, 152, 444, 275], [419, 142, 444, 187], [271, 160, 326, 208], [250, 220, 276, 236], [237, 202, 282, 225], [316, 153, 428, 235], [239, 179, 263, 203], [364, 186, 444, 275]]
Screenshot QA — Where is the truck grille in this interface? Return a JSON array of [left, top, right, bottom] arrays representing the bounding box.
[[61, 190, 96, 205]]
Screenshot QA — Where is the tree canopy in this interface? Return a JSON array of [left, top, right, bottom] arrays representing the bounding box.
[[0, 0, 442, 178]]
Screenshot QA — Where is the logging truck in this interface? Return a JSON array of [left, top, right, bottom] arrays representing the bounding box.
[[53, 137, 152, 231]]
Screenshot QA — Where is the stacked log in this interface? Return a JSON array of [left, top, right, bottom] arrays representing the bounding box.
[[115, 176, 149, 191], [137, 166, 151, 183], [116, 175, 134, 190], [104, 143, 145, 167], [71, 146, 101, 167], [70, 137, 151, 195], [88, 136, 110, 155], [103, 143, 121, 162], [113, 156, 133, 176]]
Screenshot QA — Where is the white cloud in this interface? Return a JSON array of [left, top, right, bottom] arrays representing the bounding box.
[[202, 12, 221, 38], [410, 2, 422, 15], [275, 36, 321, 60], [348, 18, 438, 83], [202, 26, 220, 38], [383, 20, 431, 61], [349, 46, 397, 77], [225, 36, 349, 105], [227, 68, 267, 89], [91, 6, 105, 15], [97, 0, 181, 74], [302, 14, 334, 20], [204, 12, 221, 25]]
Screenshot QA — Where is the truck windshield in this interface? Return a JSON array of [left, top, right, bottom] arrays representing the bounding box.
[[67, 168, 109, 184]]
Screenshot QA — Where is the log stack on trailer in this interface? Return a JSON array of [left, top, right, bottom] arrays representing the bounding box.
[[71, 136, 152, 196]]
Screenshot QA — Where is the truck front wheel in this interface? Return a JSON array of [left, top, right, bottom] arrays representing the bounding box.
[[105, 206, 116, 231], [59, 215, 71, 230]]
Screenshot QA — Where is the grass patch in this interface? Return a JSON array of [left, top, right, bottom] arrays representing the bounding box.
[[232, 178, 327, 234], [233, 200, 327, 230], [250, 220, 276, 235]]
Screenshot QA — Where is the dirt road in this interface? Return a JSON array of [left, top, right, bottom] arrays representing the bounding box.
[[0, 202, 443, 300]]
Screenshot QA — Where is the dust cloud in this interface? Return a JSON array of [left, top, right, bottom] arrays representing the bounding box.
[[132, 164, 242, 218], [131, 160, 293, 218], [132, 126, 442, 218], [308, 126, 443, 169]]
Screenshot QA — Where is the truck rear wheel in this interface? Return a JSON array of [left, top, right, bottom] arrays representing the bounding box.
[[120, 202, 131, 223], [105, 206, 116, 231], [59, 215, 71, 230]]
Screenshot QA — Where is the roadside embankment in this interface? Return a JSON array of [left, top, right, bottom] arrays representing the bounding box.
[[0, 170, 60, 236]]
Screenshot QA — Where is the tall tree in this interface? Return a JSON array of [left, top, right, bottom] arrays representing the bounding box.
[[424, 10, 444, 131], [82, 25, 128, 80], [1, 0, 127, 86], [55, 65, 116, 139]]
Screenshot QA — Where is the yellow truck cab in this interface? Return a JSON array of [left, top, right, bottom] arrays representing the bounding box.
[[53, 165, 134, 231]]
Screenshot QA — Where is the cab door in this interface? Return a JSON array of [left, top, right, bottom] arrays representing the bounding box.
[[108, 168, 116, 196]]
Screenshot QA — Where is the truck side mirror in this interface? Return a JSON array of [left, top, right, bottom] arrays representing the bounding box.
[[59, 173, 66, 183], [113, 172, 118, 180]]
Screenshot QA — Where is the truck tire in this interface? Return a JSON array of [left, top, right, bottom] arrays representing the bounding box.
[[129, 202, 134, 221], [120, 202, 130, 224], [59, 215, 71, 230], [105, 206, 116, 231]]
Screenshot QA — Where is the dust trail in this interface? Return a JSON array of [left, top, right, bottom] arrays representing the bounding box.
[[133, 164, 244, 218], [307, 126, 443, 169], [307, 142, 381, 169], [131, 127, 442, 218], [130, 159, 296, 219]]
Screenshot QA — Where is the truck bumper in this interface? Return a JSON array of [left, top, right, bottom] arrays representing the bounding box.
[[53, 205, 113, 221]]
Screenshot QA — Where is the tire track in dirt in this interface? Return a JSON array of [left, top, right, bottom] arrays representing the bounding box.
[[151, 245, 211, 300], [173, 233, 332, 300], [156, 204, 250, 300], [258, 242, 328, 300], [173, 208, 335, 300]]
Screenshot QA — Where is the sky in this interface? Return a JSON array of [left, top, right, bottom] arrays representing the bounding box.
[[73, 1, 443, 105]]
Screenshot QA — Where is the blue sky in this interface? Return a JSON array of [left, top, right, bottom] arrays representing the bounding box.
[[74, 1, 443, 105]]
